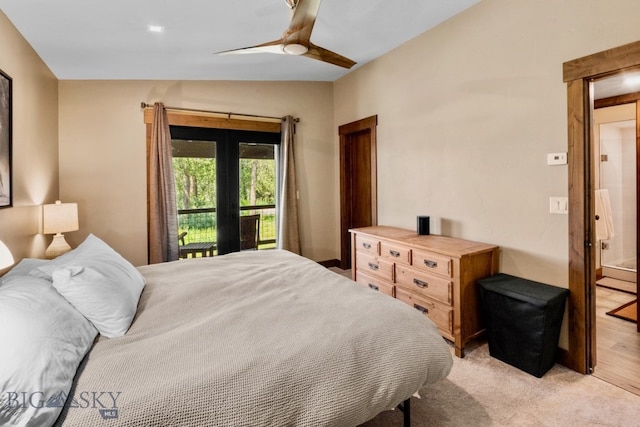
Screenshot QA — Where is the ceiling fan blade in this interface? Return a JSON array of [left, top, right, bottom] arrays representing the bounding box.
[[282, 0, 321, 45], [304, 43, 356, 69], [217, 40, 285, 56], [216, 0, 354, 69]]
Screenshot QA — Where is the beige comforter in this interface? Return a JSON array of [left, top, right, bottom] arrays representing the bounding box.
[[55, 250, 452, 426]]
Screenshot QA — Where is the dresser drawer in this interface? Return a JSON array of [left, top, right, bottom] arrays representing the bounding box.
[[355, 271, 395, 297], [395, 287, 453, 335], [379, 241, 411, 265], [356, 252, 394, 282], [355, 235, 379, 255], [412, 249, 452, 277], [395, 265, 452, 305]]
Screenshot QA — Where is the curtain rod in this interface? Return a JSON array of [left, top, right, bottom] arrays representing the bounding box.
[[140, 102, 299, 123]]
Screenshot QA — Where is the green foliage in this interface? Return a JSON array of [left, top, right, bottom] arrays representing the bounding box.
[[173, 143, 278, 249], [173, 157, 216, 210], [239, 158, 276, 206], [174, 155, 276, 210], [178, 212, 216, 231]]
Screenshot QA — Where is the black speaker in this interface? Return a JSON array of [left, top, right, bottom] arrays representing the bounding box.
[[417, 216, 430, 235]]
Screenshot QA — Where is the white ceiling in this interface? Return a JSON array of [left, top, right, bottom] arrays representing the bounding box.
[[0, 0, 480, 81], [3, 0, 637, 98], [594, 71, 640, 100]]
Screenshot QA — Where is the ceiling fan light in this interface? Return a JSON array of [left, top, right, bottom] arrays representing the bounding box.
[[282, 43, 308, 55]]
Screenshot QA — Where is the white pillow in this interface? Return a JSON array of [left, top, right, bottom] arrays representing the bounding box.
[[30, 234, 146, 338], [0, 258, 49, 284], [51, 265, 142, 338], [0, 274, 97, 426]]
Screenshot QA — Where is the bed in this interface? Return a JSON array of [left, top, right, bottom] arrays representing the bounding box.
[[0, 235, 453, 427]]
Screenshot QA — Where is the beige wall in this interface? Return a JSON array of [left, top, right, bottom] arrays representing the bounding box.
[[334, 0, 640, 285], [0, 11, 58, 272], [333, 0, 640, 348], [58, 80, 335, 265]]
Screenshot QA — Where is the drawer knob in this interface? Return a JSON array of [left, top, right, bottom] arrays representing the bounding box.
[[414, 304, 429, 314], [389, 250, 400, 257], [362, 242, 372, 249], [368, 283, 379, 291], [368, 262, 379, 271], [423, 259, 438, 269], [413, 278, 428, 288]]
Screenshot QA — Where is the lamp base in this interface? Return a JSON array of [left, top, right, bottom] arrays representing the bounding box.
[[45, 233, 72, 259]]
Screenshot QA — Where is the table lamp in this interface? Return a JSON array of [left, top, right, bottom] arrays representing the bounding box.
[[43, 200, 79, 258], [0, 240, 13, 269]]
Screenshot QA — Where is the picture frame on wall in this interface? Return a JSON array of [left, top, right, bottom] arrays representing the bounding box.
[[0, 68, 12, 208]]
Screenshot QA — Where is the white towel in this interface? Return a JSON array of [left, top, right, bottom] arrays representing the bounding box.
[[595, 189, 614, 241]]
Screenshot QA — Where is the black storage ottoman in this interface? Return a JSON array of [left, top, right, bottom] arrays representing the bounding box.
[[478, 273, 568, 378]]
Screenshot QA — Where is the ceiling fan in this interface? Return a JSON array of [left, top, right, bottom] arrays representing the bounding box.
[[217, 0, 356, 69]]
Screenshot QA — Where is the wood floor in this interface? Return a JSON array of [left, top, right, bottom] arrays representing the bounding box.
[[594, 282, 640, 396]]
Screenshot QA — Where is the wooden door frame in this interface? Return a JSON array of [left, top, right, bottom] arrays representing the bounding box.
[[339, 115, 378, 269], [563, 40, 640, 373]]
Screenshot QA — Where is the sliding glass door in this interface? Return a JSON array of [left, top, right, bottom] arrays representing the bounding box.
[[171, 126, 280, 256]]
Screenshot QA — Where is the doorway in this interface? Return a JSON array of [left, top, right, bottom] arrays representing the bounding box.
[[563, 40, 640, 375], [143, 107, 282, 261], [170, 125, 280, 255], [591, 101, 640, 394], [339, 115, 378, 269], [595, 107, 637, 279]]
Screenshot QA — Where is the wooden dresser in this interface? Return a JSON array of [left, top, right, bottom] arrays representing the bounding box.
[[349, 226, 499, 357]]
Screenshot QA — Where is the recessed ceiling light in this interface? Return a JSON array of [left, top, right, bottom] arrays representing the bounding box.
[[147, 25, 165, 33]]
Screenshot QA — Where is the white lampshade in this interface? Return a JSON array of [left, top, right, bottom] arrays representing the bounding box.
[[0, 240, 14, 270], [43, 200, 79, 258], [43, 200, 79, 234]]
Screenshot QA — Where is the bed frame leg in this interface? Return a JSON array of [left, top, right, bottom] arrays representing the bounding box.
[[398, 398, 410, 427]]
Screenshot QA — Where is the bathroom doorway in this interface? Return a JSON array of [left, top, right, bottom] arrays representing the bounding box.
[[563, 39, 640, 376], [596, 108, 637, 281], [591, 97, 640, 395]]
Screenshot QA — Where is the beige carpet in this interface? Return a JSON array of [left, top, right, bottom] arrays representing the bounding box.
[[361, 342, 640, 426]]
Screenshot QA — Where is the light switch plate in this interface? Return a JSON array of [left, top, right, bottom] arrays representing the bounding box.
[[549, 197, 568, 214], [547, 152, 567, 165]]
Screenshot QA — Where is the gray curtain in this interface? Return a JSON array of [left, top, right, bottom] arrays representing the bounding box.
[[277, 116, 301, 254], [148, 102, 179, 263]]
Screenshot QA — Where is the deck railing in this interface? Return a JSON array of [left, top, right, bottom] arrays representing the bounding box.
[[177, 205, 276, 252]]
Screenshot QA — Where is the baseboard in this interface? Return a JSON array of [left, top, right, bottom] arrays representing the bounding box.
[[602, 266, 637, 283], [556, 347, 571, 370], [318, 259, 341, 268]]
